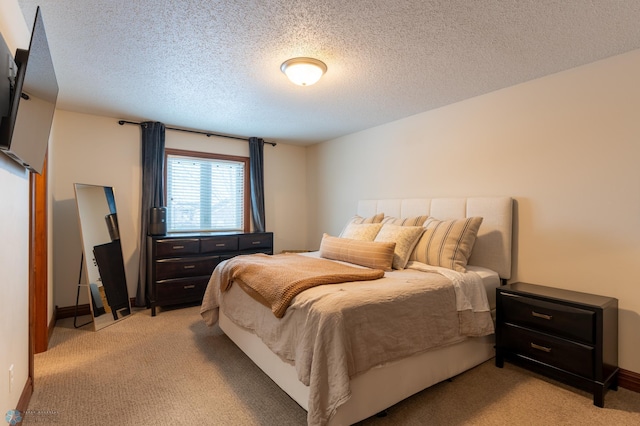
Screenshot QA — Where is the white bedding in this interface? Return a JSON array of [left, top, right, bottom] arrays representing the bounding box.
[[466, 264, 501, 310], [201, 253, 496, 425]]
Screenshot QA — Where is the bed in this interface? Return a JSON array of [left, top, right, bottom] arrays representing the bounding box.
[[201, 197, 513, 425]]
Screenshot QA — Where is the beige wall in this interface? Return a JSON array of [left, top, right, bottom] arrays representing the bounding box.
[[0, 0, 31, 415], [50, 110, 308, 308], [307, 49, 640, 374]]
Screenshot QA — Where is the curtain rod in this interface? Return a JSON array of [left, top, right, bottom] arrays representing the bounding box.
[[117, 120, 277, 146]]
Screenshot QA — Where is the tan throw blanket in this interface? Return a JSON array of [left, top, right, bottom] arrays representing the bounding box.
[[219, 253, 385, 318]]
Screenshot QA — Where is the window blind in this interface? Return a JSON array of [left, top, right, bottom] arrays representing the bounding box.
[[166, 154, 245, 233]]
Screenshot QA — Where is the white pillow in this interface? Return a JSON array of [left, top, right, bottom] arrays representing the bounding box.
[[340, 223, 383, 241], [339, 213, 384, 237], [374, 224, 424, 269]]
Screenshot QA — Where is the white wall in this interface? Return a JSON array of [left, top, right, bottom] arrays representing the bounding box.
[[50, 110, 308, 307], [308, 49, 640, 374], [0, 0, 31, 415], [0, 155, 30, 417]]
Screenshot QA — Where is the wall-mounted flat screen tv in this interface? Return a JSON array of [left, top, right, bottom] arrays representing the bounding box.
[[0, 6, 58, 175]]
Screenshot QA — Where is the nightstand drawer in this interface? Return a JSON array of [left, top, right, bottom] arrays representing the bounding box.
[[503, 324, 594, 379], [501, 293, 595, 344], [155, 238, 200, 257], [200, 236, 238, 253], [155, 256, 219, 280], [155, 276, 209, 303], [239, 233, 272, 251]]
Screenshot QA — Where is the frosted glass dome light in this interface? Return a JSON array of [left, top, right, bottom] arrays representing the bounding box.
[[280, 57, 327, 86]]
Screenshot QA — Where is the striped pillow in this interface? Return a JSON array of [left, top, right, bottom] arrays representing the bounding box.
[[382, 215, 429, 226], [319, 234, 395, 271], [340, 223, 383, 241], [350, 213, 384, 224], [374, 224, 424, 269], [409, 217, 483, 272]]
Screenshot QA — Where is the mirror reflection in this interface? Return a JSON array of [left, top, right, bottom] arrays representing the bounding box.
[[74, 183, 131, 330]]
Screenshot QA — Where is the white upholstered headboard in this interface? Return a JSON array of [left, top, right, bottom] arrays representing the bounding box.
[[357, 197, 513, 280]]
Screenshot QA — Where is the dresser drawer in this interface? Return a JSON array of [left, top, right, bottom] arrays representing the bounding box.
[[503, 324, 594, 379], [155, 238, 200, 257], [501, 293, 595, 344], [239, 233, 272, 251], [200, 236, 239, 253], [148, 232, 273, 316], [155, 256, 219, 280], [155, 276, 209, 304]]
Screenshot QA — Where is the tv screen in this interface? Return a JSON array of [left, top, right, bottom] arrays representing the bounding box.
[[0, 6, 58, 175]]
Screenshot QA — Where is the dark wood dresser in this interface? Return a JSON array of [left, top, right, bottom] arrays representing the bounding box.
[[495, 282, 618, 407], [147, 232, 273, 316]]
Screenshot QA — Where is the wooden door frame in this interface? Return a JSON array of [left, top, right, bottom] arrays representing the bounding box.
[[31, 156, 49, 354], [21, 154, 49, 412]]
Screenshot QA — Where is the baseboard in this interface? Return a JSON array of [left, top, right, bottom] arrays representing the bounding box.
[[619, 368, 640, 393], [55, 304, 91, 320], [16, 375, 33, 418]]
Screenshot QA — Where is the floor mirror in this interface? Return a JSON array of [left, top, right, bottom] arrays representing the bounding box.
[[74, 183, 131, 330]]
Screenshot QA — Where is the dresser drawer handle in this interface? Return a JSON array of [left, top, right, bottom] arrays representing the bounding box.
[[251, 241, 261, 245], [183, 265, 196, 269], [530, 342, 552, 353], [531, 311, 552, 320], [173, 245, 185, 250], [215, 243, 226, 247], [183, 285, 196, 289]]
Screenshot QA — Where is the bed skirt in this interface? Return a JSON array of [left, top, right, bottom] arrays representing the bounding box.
[[219, 311, 495, 425]]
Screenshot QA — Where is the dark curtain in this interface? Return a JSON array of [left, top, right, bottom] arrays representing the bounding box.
[[136, 121, 165, 306], [248, 137, 265, 233]]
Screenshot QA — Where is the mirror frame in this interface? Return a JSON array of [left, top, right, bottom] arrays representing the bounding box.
[[74, 183, 131, 330]]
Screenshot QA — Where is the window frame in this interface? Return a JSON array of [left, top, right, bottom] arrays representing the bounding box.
[[164, 148, 251, 234]]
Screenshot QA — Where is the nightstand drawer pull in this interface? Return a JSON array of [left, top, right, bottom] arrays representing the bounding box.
[[216, 243, 226, 247], [183, 285, 196, 289], [183, 265, 196, 269], [173, 245, 185, 250], [532, 311, 552, 320], [252, 241, 261, 245], [530, 342, 552, 353]]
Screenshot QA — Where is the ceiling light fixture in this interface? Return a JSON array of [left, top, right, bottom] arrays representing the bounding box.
[[280, 57, 327, 86]]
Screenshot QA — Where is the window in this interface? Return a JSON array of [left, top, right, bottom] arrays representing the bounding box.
[[165, 149, 250, 233]]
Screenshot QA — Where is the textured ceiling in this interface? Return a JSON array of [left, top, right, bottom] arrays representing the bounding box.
[[16, 1, 640, 145]]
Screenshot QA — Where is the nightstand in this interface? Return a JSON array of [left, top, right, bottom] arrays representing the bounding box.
[[495, 282, 618, 407]]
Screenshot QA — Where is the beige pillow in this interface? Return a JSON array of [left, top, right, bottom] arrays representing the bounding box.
[[374, 224, 424, 270], [339, 213, 384, 237], [340, 222, 383, 241], [382, 215, 429, 226], [319, 234, 395, 271], [409, 217, 483, 272]]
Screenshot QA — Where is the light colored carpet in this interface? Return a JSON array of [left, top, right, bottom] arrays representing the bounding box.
[[26, 305, 640, 425]]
